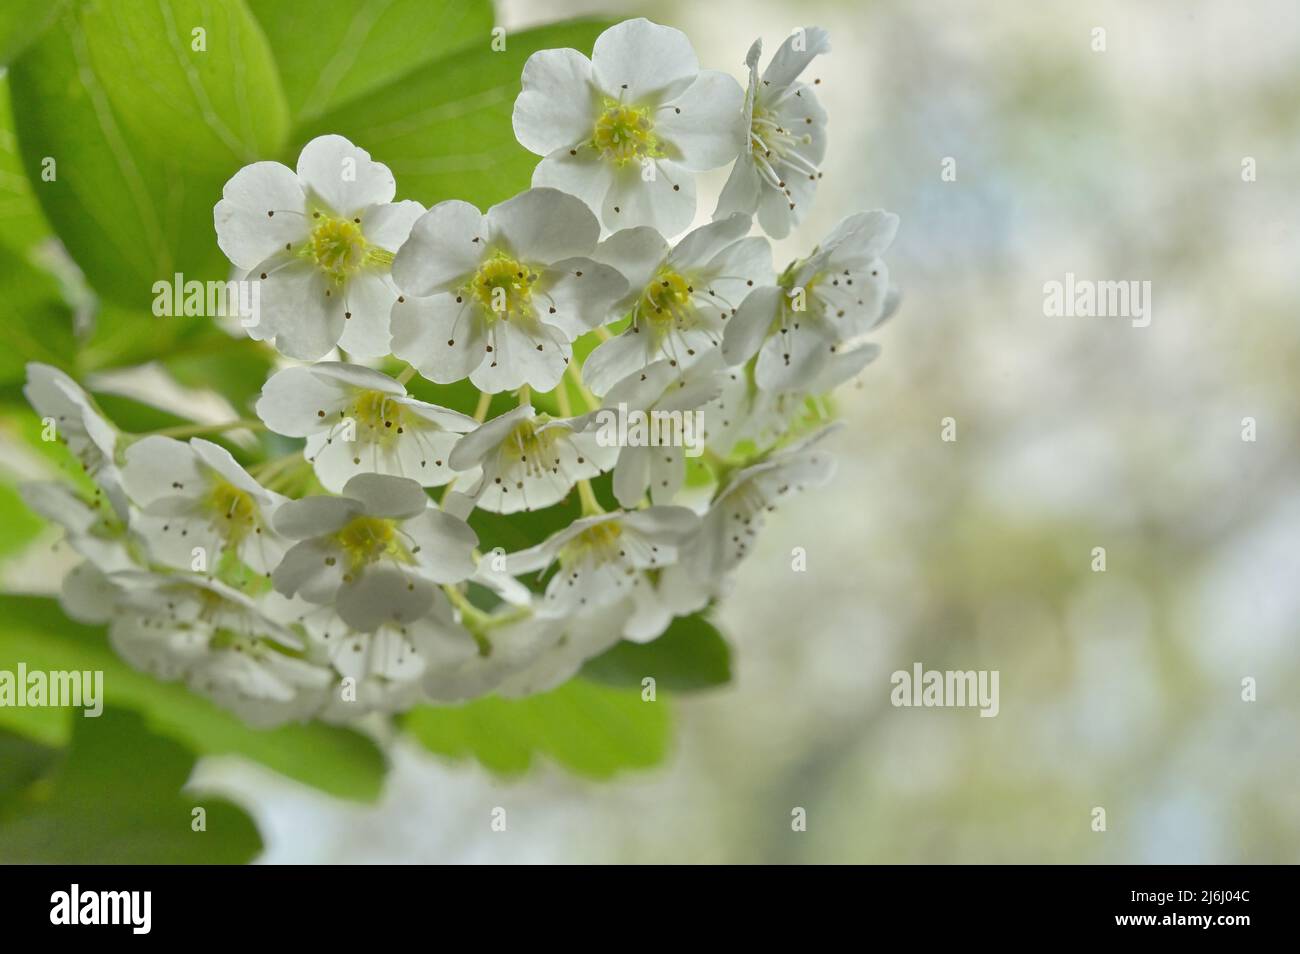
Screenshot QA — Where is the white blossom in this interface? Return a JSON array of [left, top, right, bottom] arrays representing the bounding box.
[[23, 363, 127, 518], [390, 188, 626, 392], [215, 134, 423, 360], [256, 362, 478, 492], [582, 213, 772, 394], [513, 17, 746, 235], [271, 474, 477, 631], [715, 27, 831, 238], [447, 404, 617, 514], [122, 436, 289, 575], [506, 506, 698, 641], [723, 210, 898, 391]]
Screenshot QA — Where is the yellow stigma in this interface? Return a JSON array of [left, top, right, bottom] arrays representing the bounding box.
[[468, 251, 537, 322], [334, 515, 409, 572], [351, 389, 405, 446], [205, 480, 259, 546], [305, 214, 393, 282], [559, 519, 624, 569], [637, 269, 695, 329], [592, 101, 659, 165]]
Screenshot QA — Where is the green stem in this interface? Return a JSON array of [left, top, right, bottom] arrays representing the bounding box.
[[138, 418, 265, 440], [396, 363, 417, 386], [576, 478, 604, 515], [473, 390, 492, 422]]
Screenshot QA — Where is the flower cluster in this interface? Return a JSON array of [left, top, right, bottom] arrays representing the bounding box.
[[22, 20, 900, 726]]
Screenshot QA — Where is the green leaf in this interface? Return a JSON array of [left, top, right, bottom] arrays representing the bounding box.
[[292, 18, 614, 210], [0, 0, 67, 65], [582, 614, 733, 692], [0, 75, 52, 256], [0, 729, 55, 804], [0, 708, 262, 863], [0, 241, 76, 384], [405, 678, 671, 779], [249, 0, 494, 124], [7, 1, 287, 308], [0, 596, 387, 801], [0, 481, 46, 562]]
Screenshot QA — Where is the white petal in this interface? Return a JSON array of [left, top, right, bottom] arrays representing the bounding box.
[[448, 405, 533, 471], [258, 365, 350, 437], [337, 568, 434, 632], [591, 227, 669, 306], [273, 538, 347, 602], [531, 147, 616, 219], [659, 70, 746, 171], [591, 18, 699, 102], [403, 509, 478, 582], [485, 188, 600, 264], [361, 199, 425, 252], [762, 26, 832, 92], [391, 200, 485, 296], [255, 259, 344, 360], [513, 48, 597, 155], [668, 213, 752, 271], [648, 446, 685, 503], [601, 159, 695, 236], [582, 327, 658, 396], [274, 495, 361, 538], [122, 436, 204, 506], [722, 284, 782, 365], [820, 210, 900, 269], [713, 156, 762, 222], [470, 319, 569, 393], [612, 445, 652, 508], [214, 161, 308, 271], [390, 293, 485, 384], [341, 473, 429, 519], [536, 257, 627, 337], [296, 134, 396, 216], [337, 270, 398, 357]]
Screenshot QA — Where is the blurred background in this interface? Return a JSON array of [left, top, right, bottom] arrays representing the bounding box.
[[7, 0, 1300, 862]]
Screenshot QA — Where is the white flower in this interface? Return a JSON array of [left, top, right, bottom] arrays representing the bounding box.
[[715, 27, 831, 239], [58, 560, 127, 625], [214, 134, 423, 360], [447, 404, 616, 514], [255, 362, 478, 492], [272, 474, 477, 631], [121, 436, 289, 576], [390, 188, 626, 392], [494, 603, 630, 697], [263, 592, 478, 719], [506, 506, 699, 641], [596, 357, 725, 507], [420, 614, 563, 703], [18, 481, 135, 574], [660, 426, 838, 614], [513, 17, 746, 235], [723, 210, 898, 391], [108, 572, 332, 727], [703, 338, 883, 454], [581, 213, 773, 395], [23, 363, 128, 519]]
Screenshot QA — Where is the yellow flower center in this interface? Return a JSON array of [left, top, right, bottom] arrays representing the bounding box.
[[334, 515, 409, 572], [637, 269, 696, 332], [468, 252, 537, 322], [501, 417, 562, 476], [592, 101, 660, 165], [305, 214, 394, 282], [205, 480, 259, 546], [559, 519, 625, 569], [351, 389, 405, 446]]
